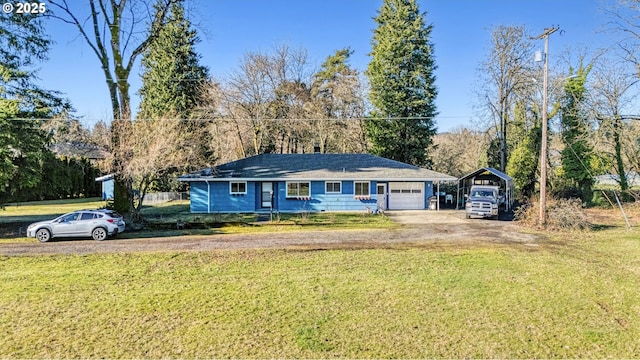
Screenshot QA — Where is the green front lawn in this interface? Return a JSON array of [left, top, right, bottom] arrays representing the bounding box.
[[1, 226, 639, 358], [0, 198, 108, 223], [1, 199, 395, 240]]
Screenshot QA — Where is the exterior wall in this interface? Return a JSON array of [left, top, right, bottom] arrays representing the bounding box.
[[189, 180, 437, 213], [424, 181, 434, 206], [101, 179, 114, 200], [189, 182, 209, 212], [210, 181, 255, 212], [275, 180, 377, 212]]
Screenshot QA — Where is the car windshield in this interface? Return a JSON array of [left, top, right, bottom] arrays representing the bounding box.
[[471, 190, 495, 198]]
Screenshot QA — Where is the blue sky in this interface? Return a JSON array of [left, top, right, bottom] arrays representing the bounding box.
[[38, 0, 621, 133]]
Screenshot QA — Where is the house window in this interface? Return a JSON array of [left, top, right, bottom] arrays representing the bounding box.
[[286, 181, 310, 197], [325, 181, 341, 194], [354, 181, 370, 196], [230, 182, 247, 195]]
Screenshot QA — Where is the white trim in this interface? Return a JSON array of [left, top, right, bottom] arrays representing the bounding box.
[[325, 181, 341, 194], [286, 181, 311, 198], [180, 176, 457, 182], [206, 180, 211, 214], [95, 174, 115, 182], [354, 181, 370, 197], [230, 181, 247, 195]]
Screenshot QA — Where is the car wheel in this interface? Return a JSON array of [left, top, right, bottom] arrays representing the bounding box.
[[36, 228, 51, 243], [92, 227, 107, 241]]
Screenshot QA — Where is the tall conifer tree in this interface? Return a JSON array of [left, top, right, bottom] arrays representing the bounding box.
[[1, 12, 67, 204], [365, 0, 438, 166], [560, 63, 593, 202], [138, 2, 209, 120], [136, 2, 211, 193]]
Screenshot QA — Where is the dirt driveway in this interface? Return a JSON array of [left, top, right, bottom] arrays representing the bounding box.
[[0, 210, 540, 256]]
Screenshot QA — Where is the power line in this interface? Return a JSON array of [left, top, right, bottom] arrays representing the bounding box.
[[7, 115, 451, 122]]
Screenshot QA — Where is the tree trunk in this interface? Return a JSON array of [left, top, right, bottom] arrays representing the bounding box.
[[614, 116, 629, 200]]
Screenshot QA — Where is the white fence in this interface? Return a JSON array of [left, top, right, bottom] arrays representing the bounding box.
[[142, 192, 189, 205]]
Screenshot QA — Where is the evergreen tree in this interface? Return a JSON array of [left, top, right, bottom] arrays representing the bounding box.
[[365, 0, 438, 166], [504, 102, 541, 200], [138, 2, 209, 119], [312, 48, 361, 118], [1, 12, 67, 205], [310, 48, 366, 153], [560, 62, 593, 202], [137, 2, 211, 193]]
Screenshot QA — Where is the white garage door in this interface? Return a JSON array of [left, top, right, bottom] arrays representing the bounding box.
[[388, 182, 424, 210]]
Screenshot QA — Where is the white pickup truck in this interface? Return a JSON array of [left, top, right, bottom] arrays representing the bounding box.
[[465, 185, 501, 219]]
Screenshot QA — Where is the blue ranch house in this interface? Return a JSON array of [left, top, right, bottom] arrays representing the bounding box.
[[179, 154, 457, 213]]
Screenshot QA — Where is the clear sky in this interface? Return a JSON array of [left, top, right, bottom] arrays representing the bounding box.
[[37, 0, 622, 133]]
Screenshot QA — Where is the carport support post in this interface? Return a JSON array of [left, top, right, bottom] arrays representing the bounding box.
[[437, 182, 440, 211]]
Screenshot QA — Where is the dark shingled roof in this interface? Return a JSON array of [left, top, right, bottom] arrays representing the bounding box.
[[180, 154, 456, 181]]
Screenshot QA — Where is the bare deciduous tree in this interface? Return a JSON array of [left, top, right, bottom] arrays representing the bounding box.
[[211, 44, 368, 161], [49, 0, 179, 214], [431, 127, 487, 178], [590, 56, 639, 196], [105, 118, 197, 220], [477, 25, 535, 172]]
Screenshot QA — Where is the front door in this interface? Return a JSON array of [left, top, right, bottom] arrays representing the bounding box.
[[261, 182, 273, 208], [377, 183, 387, 211]]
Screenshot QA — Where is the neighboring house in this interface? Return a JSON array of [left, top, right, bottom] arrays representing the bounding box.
[[50, 142, 107, 165], [595, 172, 640, 187], [179, 153, 457, 213], [95, 174, 114, 200]]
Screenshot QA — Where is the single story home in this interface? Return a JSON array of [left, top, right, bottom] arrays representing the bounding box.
[[179, 153, 457, 213]]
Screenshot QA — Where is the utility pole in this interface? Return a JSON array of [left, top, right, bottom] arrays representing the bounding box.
[[535, 26, 558, 226]]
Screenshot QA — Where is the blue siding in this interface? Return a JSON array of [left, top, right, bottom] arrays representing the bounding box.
[[210, 181, 255, 212], [190, 182, 209, 212], [101, 179, 114, 200], [276, 180, 377, 212], [425, 181, 434, 205], [189, 180, 437, 213]]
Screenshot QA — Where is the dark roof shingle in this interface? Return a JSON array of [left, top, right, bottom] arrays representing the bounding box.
[[181, 154, 456, 181]]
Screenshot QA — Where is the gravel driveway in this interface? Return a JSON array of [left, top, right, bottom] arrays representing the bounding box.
[[0, 210, 539, 256]]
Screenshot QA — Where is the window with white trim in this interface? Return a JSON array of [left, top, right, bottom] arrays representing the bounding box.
[[230, 181, 247, 195], [325, 181, 341, 194], [354, 181, 370, 196], [286, 181, 310, 197]]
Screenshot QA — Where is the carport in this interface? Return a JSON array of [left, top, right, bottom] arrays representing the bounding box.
[[456, 167, 514, 211]]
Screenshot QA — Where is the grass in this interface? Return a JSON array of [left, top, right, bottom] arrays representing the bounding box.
[[1, 225, 640, 358], [140, 200, 395, 232], [0, 199, 396, 241], [0, 198, 108, 223]]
